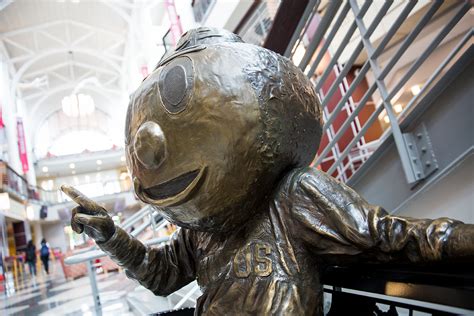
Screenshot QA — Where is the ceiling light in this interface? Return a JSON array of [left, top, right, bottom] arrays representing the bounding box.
[[42, 166, 48, 173], [96, 159, 102, 165], [393, 103, 403, 113], [69, 163, 75, 169], [71, 170, 76, 175], [120, 156, 126, 162], [383, 115, 390, 124], [410, 84, 421, 96]]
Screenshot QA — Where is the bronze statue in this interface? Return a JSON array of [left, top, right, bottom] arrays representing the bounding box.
[[62, 27, 474, 315]]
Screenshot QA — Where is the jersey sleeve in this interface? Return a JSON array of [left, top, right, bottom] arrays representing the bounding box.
[[287, 168, 472, 263], [97, 226, 196, 295]]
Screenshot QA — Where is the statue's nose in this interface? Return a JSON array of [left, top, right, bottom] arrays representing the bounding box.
[[133, 121, 167, 170]]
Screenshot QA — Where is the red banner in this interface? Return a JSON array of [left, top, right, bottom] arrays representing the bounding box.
[[165, 0, 183, 46], [16, 118, 29, 173], [0, 103, 4, 128]]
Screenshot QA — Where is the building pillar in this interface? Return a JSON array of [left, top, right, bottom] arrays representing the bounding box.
[[33, 221, 42, 246], [0, 58, 22, 175]]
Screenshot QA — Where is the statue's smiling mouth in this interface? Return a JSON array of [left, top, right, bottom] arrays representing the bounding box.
[[145, 170, 200, 200], [137, 167, 206, 206]]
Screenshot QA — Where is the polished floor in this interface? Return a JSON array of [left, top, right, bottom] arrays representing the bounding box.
[[1, 261, 136, 315]]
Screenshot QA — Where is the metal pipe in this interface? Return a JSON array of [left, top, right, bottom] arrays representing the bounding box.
[[327, 105, 383, 175], [130, 213, 163, 238], [86, 260, 102, 316], [121, 205, 150, 230], [314, 1, 462, 168], [174, 284, 200, 309], [399, 29, 473, 122], [388, 2, 469, 94], [326, 3, 469, 175], [314, 0, 371, 90], [298, 0, 342, 70], [149, 206, 157, 238], [317, 0, 392, 98], [321, 0, 417, 129], [306, 2, 350, 77], [378, 0, 444, 79], [350, 0, 417, 182], [284, 0, 320, 57]]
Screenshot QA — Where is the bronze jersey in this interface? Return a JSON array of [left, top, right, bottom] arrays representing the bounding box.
[[98, 167, 463, 315]]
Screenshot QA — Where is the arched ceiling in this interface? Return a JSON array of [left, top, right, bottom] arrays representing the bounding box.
[[0, 0, 161, 151], [0, 1, 150, 119]]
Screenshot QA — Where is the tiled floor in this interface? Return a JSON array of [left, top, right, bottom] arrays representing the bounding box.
[[1, 261, 136, 315]]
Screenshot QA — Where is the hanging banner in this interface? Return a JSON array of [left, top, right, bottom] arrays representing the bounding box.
[[165, 0, 183, 46], [0, 102, 4, 128], [141, 65, 149, 79], [16, 118, 29, 173]]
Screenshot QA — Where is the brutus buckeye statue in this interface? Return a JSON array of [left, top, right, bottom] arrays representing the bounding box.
[[62, 28, 474, 315]]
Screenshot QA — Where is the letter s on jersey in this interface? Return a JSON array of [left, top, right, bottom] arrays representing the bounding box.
[[233, 243, 273, 278]]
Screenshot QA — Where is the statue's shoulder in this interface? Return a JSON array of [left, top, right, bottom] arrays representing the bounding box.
[[274, 167, 329, 201], [281, 166, 329, 189]]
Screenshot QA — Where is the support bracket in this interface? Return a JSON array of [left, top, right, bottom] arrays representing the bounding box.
[[402, 123, 438, 184]]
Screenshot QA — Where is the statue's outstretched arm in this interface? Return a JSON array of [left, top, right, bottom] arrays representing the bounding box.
[[61, 185, 196, 296], [287, 169, 474, 263], [99, 226, 196, 296]]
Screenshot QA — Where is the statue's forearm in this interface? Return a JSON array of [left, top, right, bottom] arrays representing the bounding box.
[[97, 226, 147, 271], [97, 226, 196, 296], [445, 223, 474, 259]]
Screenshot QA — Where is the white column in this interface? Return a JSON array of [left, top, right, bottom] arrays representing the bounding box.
[[0, 57, 22, 174], [33, 221, 42, 246]]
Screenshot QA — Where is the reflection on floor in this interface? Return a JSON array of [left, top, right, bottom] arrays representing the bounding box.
[[1, 261, 136, 315]]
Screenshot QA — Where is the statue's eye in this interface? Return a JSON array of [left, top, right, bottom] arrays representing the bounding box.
[[158, 56, 194, 114]]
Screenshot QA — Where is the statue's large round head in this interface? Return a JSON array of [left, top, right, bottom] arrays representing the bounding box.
[[125, 27, 322, 232]]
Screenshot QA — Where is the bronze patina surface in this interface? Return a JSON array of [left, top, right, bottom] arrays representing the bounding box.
[[62, 27, 474, 315]]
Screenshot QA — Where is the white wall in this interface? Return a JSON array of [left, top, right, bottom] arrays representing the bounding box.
[[41, 222, 68, 252], [395, 154, 474, 223]]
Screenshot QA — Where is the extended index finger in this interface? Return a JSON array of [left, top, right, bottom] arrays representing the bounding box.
[[60, 184, 104, 214]]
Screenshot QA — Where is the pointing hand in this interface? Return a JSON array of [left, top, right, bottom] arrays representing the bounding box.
[[61, 185, 115, 243]]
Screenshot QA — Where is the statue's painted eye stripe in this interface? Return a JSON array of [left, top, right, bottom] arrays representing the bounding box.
[[158, 56, 194, 114]]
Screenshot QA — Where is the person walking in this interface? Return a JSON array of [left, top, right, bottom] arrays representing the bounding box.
[[40, 238, 50, 274], [25, 240, 36, 276]]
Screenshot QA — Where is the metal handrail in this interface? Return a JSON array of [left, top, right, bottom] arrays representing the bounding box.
[[64, 236, 170, 265], [121, 205, 153, 230]]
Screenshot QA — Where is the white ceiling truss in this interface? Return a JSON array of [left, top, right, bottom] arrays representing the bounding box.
[[2, 19, 126, 98], [0, 0, 169, 157], [0, 0, 168, 118]]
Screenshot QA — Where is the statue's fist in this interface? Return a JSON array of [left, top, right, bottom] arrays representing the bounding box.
[[61, 185, 115, 243]]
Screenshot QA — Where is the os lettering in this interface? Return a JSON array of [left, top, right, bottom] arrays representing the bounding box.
[[233, 243, 272, 278]]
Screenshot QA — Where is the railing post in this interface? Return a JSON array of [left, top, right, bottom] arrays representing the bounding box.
[[86, 259, 102, 316]]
